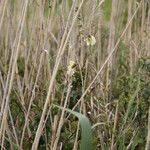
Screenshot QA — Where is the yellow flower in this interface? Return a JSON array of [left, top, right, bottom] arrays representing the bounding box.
[[85, 35, 96, 46], [67, 60, 76, 76]]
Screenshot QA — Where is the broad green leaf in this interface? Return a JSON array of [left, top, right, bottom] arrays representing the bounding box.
[[53, 104, 93, 150]]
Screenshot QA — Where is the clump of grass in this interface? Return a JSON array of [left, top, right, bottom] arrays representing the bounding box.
[[0, 0, 150, 149]]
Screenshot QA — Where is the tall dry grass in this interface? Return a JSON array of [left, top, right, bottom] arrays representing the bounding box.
[[0, 0, 150, 149]]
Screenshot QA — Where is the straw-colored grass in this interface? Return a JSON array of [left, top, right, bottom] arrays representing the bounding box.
[[0, 0, 150, 149]]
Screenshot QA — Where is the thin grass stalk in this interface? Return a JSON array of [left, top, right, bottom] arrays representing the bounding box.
[[110, 101, 119, 150], [20, 52, 44, 148], [0, 0, 29, 144], [8, 107, 20, 148], [0, 0, 8, 33], [127, 0, 134, 74], [145, 107, 150, 150], [52, 81, 72, 149], [69, 0, 143, 114], [51, 115, 59, 149], [127, 129, 138, 149], [73, 123, 80, 150], [106, 0, 118, 103], [0, 0, 28, 119], [31, 1, 85, 149], [146, 2, 150, 56]]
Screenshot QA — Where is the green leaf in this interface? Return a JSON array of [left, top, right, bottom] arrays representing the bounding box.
[[53, 104, 93, 150]]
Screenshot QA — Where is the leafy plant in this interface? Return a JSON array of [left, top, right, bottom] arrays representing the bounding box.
[[53, 104, 93, 150]]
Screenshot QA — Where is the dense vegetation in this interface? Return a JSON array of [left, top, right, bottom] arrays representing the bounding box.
[[0, 0, 150, 149]]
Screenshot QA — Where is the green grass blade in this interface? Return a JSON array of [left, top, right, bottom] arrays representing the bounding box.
[[53, 104, 93, 150], [124, 79, 140, 126]]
